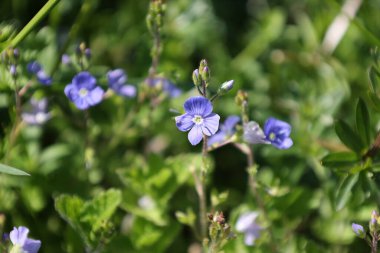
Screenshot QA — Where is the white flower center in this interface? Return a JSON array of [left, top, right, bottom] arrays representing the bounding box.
[[192, 115, 204, 125], [269, 132, 276, 141], [79, 88, 88, 97]]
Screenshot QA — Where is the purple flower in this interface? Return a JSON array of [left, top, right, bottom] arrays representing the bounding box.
[[263, 117, 293, 149], [352, 223, 365, 238], [175, 96, 220, 145], [27, 61, 52, 85], [235, 212, 262, 246], [10, 226, 41, 253], [146, 77, 182, 97], [107, 69, 136, 97], [10, 64, 16, 76], [208, 115, 240, 147], [61, 54, 71, 65], [64, 72, 104, 110], [21, 98, 51, 125]]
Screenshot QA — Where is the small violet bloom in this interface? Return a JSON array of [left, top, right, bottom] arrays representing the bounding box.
[[27, 61, 52, 85], [243, 117, 293, 149], [263, 117, 293, 149], [107, 69, 136, 97], [61, 54, 71, 65], [146, 77, 182, 98], [208, 115, 240, 147], [175, 96, 220, 145], [21, 98, 51, 125], [64, 71, 104, 110], [352, 223, 365, 238], [10, 226, 41, 253], [235, 211, 262, 246]]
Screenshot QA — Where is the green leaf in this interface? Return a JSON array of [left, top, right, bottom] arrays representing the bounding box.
[[0, 163, 30, 176], [321, 152, 359, 168], [335, 173, 359, 211], [356, 98, 371, 146], [369, 66, 380, 92], [80, 189, 122, 231], [367, 91, 380, 112], [335, 120, 365, 153]]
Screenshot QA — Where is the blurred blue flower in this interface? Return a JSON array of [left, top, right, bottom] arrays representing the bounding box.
[[175, 96, 220, 145], [10, 226, 41, 253], [10, 64, 16, 76], [146, 77, 181, 97], [27, 61, 52, 85], [21, 98, 51, 125], [107, 69, 136, 97], [64, 72, 104, 110], [263, 117, 293, 149], [235, 211, 262, 246], [352, 223, 365, 238], [208, 115, 240, 146], [61, 54, 71, 65]]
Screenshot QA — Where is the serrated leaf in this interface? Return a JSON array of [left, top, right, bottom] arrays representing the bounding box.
[[335, 173, 359, 211], [335, 120, 365, 153], [0, 163, 30, 176], [80, 189, 122, 230], [356, 98, 371, 146], [367, 91, 380, 112], [321, 152, 359, 168]]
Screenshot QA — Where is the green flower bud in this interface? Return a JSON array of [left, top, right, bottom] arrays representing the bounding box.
[[199, 59, 208, 74], [192, 69, 201, 86], [201, 66, 210, 83], [235, 90, 248, 106], [218, 80, 234, 94]]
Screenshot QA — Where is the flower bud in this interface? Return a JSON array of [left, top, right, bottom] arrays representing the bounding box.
[[10, 64, 16, 76], [13, 48, 19, 59], [219, 80, 234, 93], [352, 223, 365, 238], [85, 48, 91, 59], [235, 90, 248, 106], [199, 59, 208, 74], [192, 69, 201, 86], [201, 66, 210, 83]]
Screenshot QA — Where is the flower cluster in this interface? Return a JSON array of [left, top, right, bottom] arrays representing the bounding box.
[[27, 61, 52, 85], [175, 96, 220, 145], [64, 72, 104, 110]]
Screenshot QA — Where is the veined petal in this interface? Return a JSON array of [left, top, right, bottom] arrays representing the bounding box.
[[263, 117, 291, 137], [73, 98, 90, 110], [221, 115, 240, 134], [183, 96, 213, 116], [23, 238, 41, 253], [188, 125, 203, 145], [243, 121, 269, 144], [72, 72, 96, 89], [175, 114, 194, 132], [10, 226, 29, 246], [202, 113, 220, 136], [272, 137, 293, 149], [86, 86, 104, 106], [207, 131, 226, 147]]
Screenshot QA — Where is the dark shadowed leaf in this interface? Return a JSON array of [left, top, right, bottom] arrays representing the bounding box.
[[356, 98, 371, 146], [335, 120, 365, 153], [321, 152, 359, 168]]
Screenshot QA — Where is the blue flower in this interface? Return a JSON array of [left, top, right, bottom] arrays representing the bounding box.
[[146, 77, 181, 97], [263, 117, 293, 149], [208, 115, 240, 147], [64, 72, 104, 110], [235, 211, 262, 246], [21, 98, 51, 125], [10, 226, 41, 253], [352, 223, 365, 238], [175, 96, 220, 145], [27, 61, 52, 85], [107, 69, 136, 97]]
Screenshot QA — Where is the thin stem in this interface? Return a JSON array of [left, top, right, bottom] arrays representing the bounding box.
[[149, 31, 161, 77], [3, 0, 60, 52], [233, 143, 278, 253], [372, 232, 378, 253]]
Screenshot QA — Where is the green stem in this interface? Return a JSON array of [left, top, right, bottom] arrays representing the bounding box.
[[3, 0, 60, 52]]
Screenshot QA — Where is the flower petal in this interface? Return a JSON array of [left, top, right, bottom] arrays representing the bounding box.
[[272, 137, 293, 149], [64, 84, 79, 102], [86, 86, 104, 106], [107, 69, 127, 86], [188, 125, 203, 145], [235, 212, 259, 232], [202, 113, 220, 136], [263, 117, 291, 137], [175, 114, 194, 132], [207, 132, 226, 147], [118, 85, 136, 97], [243, 121, 269, 144], [72, 72, 96, 90], [10, 226, 29, 246], [23, 238, 41, 253], [74, 98, 90, 110], [183, 96, 213, 116], [221, 115, 240, 134]]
